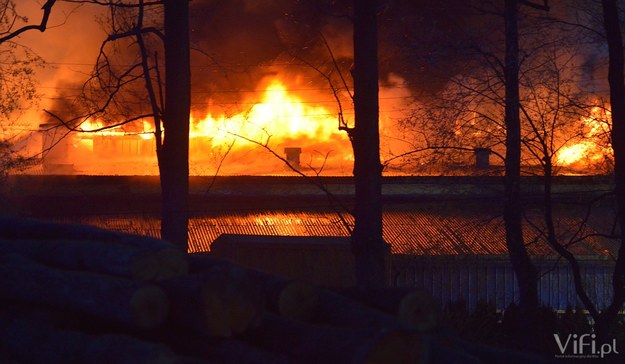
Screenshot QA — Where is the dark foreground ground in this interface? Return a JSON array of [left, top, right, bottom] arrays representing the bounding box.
[[2, 174, 622, 362]]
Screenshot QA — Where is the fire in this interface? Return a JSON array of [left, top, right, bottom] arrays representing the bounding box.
[[78, 119, 154, 139], [46, 77, 353, 175], [187, 78, 352, 175], [190, 79, 342, 145], [556, 142, 599, 165], [555, 106, 612, 170]]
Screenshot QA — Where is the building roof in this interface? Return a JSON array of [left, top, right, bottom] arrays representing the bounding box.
[[55, 208, 618, 258]]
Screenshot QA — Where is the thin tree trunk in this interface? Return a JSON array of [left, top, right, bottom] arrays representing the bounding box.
[[598, 0, 625, 340], [160, 0, 191, 250], [351, 0, 390, 288], [542, 159, 601, 321], [503, 0, 538, 322]]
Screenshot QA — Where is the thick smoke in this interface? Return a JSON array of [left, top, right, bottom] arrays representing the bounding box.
[[30, 0, 485, 121], [187, 0, 477, 111]]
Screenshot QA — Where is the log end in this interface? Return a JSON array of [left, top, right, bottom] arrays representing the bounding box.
[[155, 249, 189, 281], [398, 290, 439, 332], [277, 281, 319, 322], [363, 331, 429, 364], [84, 334, 178, 364], [200, 292, 234, 338], [130, 253, 162, 282], [130, 285, 170, 329]]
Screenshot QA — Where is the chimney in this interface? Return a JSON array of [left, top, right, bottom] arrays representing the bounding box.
[[284, 147, 302, 167], [474, 148, 491, 169]]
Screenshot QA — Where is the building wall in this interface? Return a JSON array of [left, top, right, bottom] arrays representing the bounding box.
[[392, 255, 615, 313]]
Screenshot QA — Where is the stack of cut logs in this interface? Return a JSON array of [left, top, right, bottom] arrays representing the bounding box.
[[0, 217, 551, 364]]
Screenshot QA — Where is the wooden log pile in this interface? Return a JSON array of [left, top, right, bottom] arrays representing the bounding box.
[[0, 217, 554, 364]]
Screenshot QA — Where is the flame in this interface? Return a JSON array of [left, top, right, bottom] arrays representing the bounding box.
[[557, 141, 598, 165], [555, 106, 612, 169], [78, 118, 154, 138], [57, 78, 353, 175], [190, 79, 342, 145], [186, 78, 352, 175]]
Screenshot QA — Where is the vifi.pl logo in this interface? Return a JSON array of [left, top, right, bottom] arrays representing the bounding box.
[[553, 333, 619, 359]]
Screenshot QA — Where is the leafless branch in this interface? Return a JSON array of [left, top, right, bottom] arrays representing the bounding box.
[[63, 0, 162, 8], [519, 0, 549, 11], [43, 109, 154, 133], [319, 33, 353, 101], [0, 0, 56, 43], [227, 130, 354, 235], [203, 139, 236, 196]]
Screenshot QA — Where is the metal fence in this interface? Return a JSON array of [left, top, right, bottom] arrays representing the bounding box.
[[392, 255, 616, 313]]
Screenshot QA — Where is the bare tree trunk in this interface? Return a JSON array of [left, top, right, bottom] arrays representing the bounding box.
[[503, 0, 538, 325], [598, 0, 625, 340], [351, 0, 389, 288], [541, 158, 602, 322], [160, 0, 191, 250]]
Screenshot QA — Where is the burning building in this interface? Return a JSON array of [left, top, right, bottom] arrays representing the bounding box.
[[5, 0, 615, 177]]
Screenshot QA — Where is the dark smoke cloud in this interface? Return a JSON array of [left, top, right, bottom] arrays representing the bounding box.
[[44, 0, 486, 119], [187, 0, 479, 111]]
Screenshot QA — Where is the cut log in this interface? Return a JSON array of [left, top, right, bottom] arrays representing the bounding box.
[[197, 339, 293, 364], [159, 331, 294, 364], [434, 329, 555, 364], [176, 357, 220, 364], [332, 287, 439, 332], [0, 239, 160, 281], [315, 289, 414, 331], [153, 248, 189, 280], [313, 289, 429, 362], [0, 313, 177, 364], [269, 279, 318, 322], [189, 253, 319, 321], [0, 216, 189, 280], [0, 345, 18, 364], [0, 216, 130, 241], [0, 253, 169, 329], [428, 335, 484, 364], [210, 234, 356, 286], [245, 313, 423, 364], [159, 264, 263, 338]]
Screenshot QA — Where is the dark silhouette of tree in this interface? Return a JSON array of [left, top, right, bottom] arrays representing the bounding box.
[[159, 0, 190, 248], [502, 0, 548, 341], [349, 0, 389, 287], [0, 0, 56, 43], [597, 0, 625, 340], [45, 0, 190, 249]]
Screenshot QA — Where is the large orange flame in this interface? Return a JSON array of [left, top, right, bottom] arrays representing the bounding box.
[[191, 80, 342, 142], [555, 106, 612, 171], [187, 79, 347, 155], [187, 78, 353, 175], [62, 78, 353, 175]]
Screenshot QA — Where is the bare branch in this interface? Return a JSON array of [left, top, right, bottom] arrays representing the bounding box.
[[63, 0, 162, 8], [319, 32, 353, 100], [0, 0, 56, 43], [228, 130, 354, 235], [519, 0, 549, 11], [43, 109, 154, 133], [203, 139, 236, 196]]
